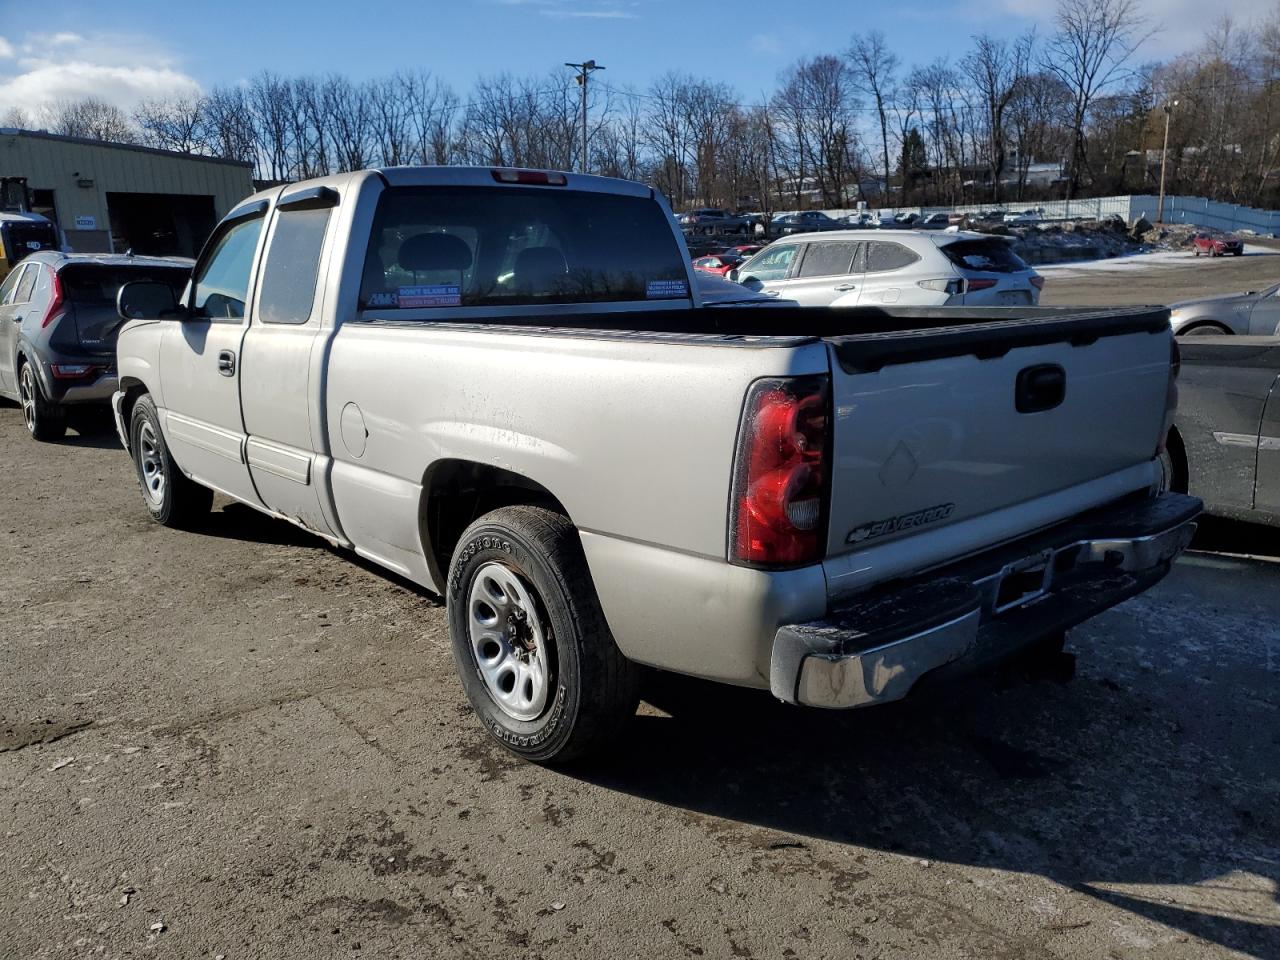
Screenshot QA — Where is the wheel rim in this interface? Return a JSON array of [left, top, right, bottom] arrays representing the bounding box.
[[18, 365, 36, 435], [466, 561, 552, 722], [138, 420, 167, 507]]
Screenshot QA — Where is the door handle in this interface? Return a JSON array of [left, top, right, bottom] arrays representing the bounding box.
[[217, 349, 236, 377], [834, 284, 857, 292]]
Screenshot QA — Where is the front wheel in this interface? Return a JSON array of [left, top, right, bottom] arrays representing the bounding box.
[[18, 361, 66, 442], [447, 505, 639, 764], [130, 394, 213, 528]]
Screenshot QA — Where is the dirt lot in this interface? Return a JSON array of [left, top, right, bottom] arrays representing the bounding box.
[[2, 255, 1279, 960], [1039, 245, 1280, 307]]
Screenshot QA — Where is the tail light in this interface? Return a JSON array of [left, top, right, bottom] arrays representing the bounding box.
[[51, 363, 97, 379], [730, 375, 830, 567], [41, 267, 64, 328], [965, 278, 998, 293], [1029, 275, 1045, 291], [491, 168, 568, 186], [917, 278, 963, 295], [1157, 336, 1180, 455]]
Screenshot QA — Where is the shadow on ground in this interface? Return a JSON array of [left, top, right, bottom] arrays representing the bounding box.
[[572, 632, 1279, 956]]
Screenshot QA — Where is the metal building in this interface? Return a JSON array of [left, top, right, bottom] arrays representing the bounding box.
[[0, 128, 254, 257]]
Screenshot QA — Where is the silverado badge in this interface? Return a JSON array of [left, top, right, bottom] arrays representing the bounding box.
[[847, 503, 956, 544]]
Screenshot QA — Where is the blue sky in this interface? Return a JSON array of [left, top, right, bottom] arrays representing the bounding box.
[[0, 0, 1269, 113]]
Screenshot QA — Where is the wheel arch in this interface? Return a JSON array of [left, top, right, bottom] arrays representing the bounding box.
[[420, 458, 573, 589], [1176, 320, 1233, 337], [116, 377, 153, 450]]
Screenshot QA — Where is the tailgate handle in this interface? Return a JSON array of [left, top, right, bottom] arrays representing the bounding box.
[[1015, 364, 1065, 413]]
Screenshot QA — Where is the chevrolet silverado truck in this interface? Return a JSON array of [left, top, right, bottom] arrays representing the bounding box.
[[112, 166, 1200, 763]]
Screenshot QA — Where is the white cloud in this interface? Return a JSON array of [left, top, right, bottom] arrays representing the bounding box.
[[0, 36, 14, 60], [496, 0, 639, 19], [0, 31, 200, 116]]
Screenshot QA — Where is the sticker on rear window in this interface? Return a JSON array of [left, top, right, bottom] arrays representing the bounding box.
[[365, 291, 398, 308], [398, 284, 461, 308], [646, 279, 688, 299]]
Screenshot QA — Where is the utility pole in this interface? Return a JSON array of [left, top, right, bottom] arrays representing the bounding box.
[[1157, 99, 1179, 223], [565, 60, 603, 174]]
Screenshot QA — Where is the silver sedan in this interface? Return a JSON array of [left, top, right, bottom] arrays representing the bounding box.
[[1170, 283, 1280, 336]]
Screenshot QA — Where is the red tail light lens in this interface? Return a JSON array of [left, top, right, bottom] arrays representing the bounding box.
[[1029, 275, 1045, 290], [730, 375, 830, 567], [965, 278, 998, 292], [41, 267, 64, 328]]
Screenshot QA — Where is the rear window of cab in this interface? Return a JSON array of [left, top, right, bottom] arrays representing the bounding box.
[[359, 186, 690, 310]]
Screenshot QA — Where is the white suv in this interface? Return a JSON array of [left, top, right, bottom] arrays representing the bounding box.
[[730, 229, 1043, 307]]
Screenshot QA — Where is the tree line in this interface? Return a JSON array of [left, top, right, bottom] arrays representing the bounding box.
[[8, 0, 1280, 212]]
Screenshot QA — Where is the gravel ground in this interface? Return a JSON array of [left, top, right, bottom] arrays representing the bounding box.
[[2, 257, 1279, 960]]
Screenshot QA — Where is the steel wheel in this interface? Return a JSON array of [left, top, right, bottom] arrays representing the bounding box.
[[137, 420, 167, 507], [467, 560, 552, 722], [18, 364, 36, 435]]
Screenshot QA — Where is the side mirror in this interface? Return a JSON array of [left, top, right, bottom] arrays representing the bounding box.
[[117, 281, 182, 322], [728, 268, 740, 282]]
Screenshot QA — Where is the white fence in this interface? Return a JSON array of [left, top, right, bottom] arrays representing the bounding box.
[[806, 194, 1280, 236]]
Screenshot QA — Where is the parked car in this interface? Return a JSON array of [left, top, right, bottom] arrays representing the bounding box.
[[0, 251, 190, 440], [730, 229, 1044, 308], [691, 253, 745, 277], [1162, 332, 1280, 528], [112, 165, 1195, 765], [720, 244, 763, 258], [1192, 232, 1244, 257], [918, 213, 950, 229], [894, 212, 920, 227], [772, 210, 844, 236], [1169, 284, 1280, 336], [1003, 209, 1043, 225], [839, 213, 877, 229], [677, 208, 752, 236]]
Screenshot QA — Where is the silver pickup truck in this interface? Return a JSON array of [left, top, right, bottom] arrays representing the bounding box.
[[112, 166, 1200, 763]]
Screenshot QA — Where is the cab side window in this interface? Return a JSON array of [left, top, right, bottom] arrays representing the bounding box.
[[191, 216, 265, 320], [258, 207, 331, 325]]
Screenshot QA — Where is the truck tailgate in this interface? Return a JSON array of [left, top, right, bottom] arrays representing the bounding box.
[[822, 308, 1172, 587]]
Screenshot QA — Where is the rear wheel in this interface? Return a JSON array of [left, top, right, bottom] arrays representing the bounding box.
[[18, 361, 66, 442], [129, 394, 213, 528], [447, 505, 639, 764], [1180, 323, 1231, 336]]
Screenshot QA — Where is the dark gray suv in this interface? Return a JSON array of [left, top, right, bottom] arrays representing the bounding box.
[[0, 252, 191, 440]]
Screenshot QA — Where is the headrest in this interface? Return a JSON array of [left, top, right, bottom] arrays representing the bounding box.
[[513, 246, 568, 283], [398, 232, 472, 273]]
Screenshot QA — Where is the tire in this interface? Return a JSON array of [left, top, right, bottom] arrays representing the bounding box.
[[1180, 323, 1231, 336], [447, 505, 639, 764], [1193, 248, 1200, 257], [18, 360, 66, 442], [1157, 446, 1175, 493], [129, 394, 213, 528]]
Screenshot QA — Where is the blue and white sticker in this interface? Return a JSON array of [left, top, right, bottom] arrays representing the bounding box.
[[398, 284, 462, 308], [646, 279, 689, 299]]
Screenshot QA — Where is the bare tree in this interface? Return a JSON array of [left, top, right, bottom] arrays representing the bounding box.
[[961, 31, 1033, 201], [134, 95, 208, 153], [847, 31, 898, 197], [1043, 0, 1149, 197], [41, 98, 136, 142]]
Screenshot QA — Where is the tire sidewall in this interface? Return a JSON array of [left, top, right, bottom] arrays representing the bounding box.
[[447, 523, 582, 760], [130, 398, 173, 524]]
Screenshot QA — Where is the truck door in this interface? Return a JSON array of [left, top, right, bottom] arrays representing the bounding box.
[[158, 205, 266, 507], [238, 188, 340, 538]]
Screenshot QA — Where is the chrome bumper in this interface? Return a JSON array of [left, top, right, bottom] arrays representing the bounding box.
[[771, 492, 1201, 709]]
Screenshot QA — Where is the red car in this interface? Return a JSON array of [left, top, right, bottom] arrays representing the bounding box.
[[722, 244, 762, 258], [691, 253, 744, 277], [1192, 232, 1244, 257]]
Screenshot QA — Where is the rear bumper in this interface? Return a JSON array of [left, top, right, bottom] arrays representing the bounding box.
[[770, 492, 1201, 708]]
